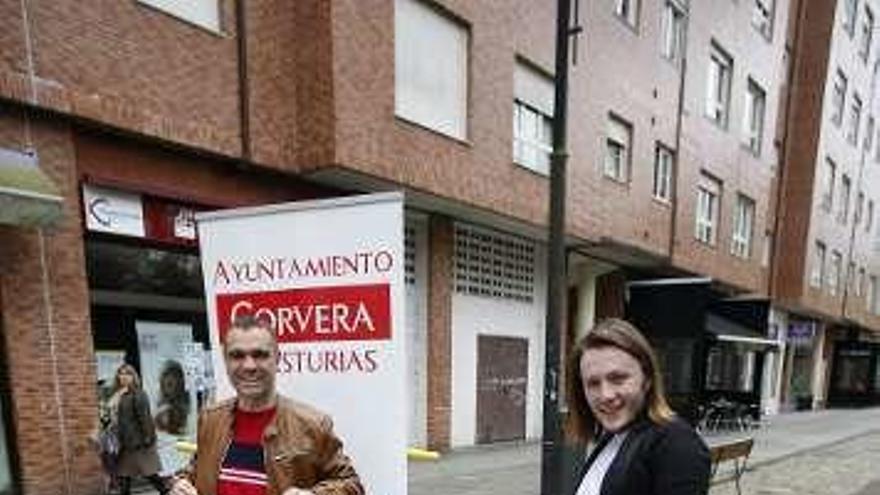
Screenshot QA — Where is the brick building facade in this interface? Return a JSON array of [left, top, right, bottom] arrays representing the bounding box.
[[0, 1, 878, 494]]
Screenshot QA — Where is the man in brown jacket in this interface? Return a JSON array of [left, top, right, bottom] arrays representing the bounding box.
[[170, 315, 364, 495]]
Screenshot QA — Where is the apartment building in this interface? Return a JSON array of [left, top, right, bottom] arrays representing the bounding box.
[[0, 1, 874, 494], [775, 0, 880, 412]]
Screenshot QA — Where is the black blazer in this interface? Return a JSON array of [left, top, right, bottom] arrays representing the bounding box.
[[573, 417, 710, 495]]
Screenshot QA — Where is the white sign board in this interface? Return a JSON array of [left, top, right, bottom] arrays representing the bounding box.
[[82, 184, 145, 237], [197, 193, 406, 495]]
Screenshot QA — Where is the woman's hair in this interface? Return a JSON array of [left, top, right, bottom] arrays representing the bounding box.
[[114, 363, 142, 391], [566, 318, 675, 444], [156, 360, 190, 435]]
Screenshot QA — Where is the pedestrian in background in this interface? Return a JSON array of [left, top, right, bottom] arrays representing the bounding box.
[[110, 363, 169, 495], [567, 318, 710, 495]]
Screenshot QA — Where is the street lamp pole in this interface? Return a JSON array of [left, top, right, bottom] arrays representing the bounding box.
[[541, 0, 576, 493]]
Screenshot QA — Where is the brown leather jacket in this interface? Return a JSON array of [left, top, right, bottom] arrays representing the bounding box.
[[185, 395, 364, 495]]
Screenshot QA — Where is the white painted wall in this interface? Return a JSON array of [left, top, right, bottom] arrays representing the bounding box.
[[405, 214, 429, 447], [570, 257, 617, 340], [449, 244, 546, 447], [762, 307, 789, 415]]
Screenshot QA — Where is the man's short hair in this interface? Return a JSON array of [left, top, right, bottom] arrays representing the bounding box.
[[227, 314, 277, 345]]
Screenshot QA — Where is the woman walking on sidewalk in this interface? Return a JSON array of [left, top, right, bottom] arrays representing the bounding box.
[[567, 318, 710, 495], [109, 364, 169, 495]]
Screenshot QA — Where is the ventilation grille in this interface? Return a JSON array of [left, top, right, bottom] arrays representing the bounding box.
[[454, 224, 535, 302]]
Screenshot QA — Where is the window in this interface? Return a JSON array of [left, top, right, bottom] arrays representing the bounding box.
[[865, 116, 875, 150], [839, 174, 851, 224], [858, 267, 866, 297], [860, 7, 874, 61], [762, 232, 773, 267], [832, 70, 847, 126], [869, 275, 878, 313], [844, 0, 858, 37], [706, 43, 733, 127], [829, 250, 842, 296], [855, 191, 865, 224], [743, 79, 766, 154], [662, 1, 686, 62], [654, 144, 675, 201], [395, 0, 469, 140], [847, 261, 856, 294], [513, 61, 554, 174], [867, 200, 875, 233], [731, 194, 756, 258], [848, 94, 862, 145], [811, 241, 826, 288], [822, 158, 837, 211], [753, 0, 774, 38], [695, 172, 722, 245], [137, 0, 220, 31], [605, 114, 632, 183], [615, 0, 640, 28]]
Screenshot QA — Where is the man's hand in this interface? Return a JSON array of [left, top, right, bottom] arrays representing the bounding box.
[[281, 489, 315, 495], [169, 477, 198, 495]]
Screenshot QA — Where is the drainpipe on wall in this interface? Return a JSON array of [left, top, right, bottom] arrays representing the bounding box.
[[667, 3, 690, 261], [236, 0, 252, 163]]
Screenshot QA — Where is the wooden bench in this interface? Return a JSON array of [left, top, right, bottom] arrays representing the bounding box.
[[709, 437, 754, 495]]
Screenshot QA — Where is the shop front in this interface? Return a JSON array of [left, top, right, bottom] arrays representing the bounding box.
[[827, 340, 880, 407], [626, 279, 778, 423]]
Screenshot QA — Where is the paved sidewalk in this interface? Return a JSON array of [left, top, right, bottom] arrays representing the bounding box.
[[408, 406, 880, 495], [136, 407, 880, 494]]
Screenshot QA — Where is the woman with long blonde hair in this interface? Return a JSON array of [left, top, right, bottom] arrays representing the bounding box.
[[109, 364, 168, 495], [567, 318, 709, 495]]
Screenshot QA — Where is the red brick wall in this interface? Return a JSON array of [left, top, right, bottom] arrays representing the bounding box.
[[426, 215, 453, 450], [0, 112, 102, 495]]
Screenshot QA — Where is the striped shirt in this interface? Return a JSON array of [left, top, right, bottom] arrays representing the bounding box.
[[218, 407, 277, 495]]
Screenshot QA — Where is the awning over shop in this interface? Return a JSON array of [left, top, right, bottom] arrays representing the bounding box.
[[706, 312, 778, 348], [0, 148, 63, 227]]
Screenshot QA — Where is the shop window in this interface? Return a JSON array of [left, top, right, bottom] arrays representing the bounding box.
[[705, 344, 757, 393], [85, 241, 204, 298]]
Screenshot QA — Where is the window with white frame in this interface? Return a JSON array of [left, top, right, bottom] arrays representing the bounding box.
[[858, 267, 866, 297], [605, 114, 632, 183], [839, 174, 851, 224], [822, 157, 836, 211], [615, 0, 640, 28], [856, 191, 865, 224], [867, 200, 875, 233], [860, 6, 874, 61], [762, 232, 773, 267], [743, 79, 766, 154], [137, 0, 220, 31], [513, 61, 554, 174], [844, 0, 858, 37], [848, 94, 862, 145], [731, 194, 755, 258], [753, 0, 774, 38], [868, 275, 878, 313], [811, 241, 826, 288], [695, 172, 722, 245], [832, 70, 847, 126], [395, 0, 469, 140], [866, 116, 875, 150], [847, 261, 856, 294], [829, 250, 842, 296], [654, 144, 674, 201], [706, 43, 733, 127], [662, 0, 686, 62]]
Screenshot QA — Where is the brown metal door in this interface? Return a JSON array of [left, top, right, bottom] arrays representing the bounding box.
[[476, 335, 528, 444]]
